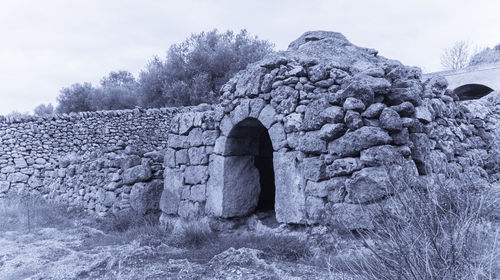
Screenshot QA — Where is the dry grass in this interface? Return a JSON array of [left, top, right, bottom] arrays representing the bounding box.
[[323, 170, 500, 280], [0, 194, 76, 232]]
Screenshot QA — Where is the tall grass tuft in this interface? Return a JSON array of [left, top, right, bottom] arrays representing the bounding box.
[[335, 170, 500, 280]]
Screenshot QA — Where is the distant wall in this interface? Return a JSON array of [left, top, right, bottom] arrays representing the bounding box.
[[0, 107, 180, 215]]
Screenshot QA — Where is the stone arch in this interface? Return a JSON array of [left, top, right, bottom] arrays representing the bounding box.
[[206, 117, 276, 218], [453, 84, 494, 100]]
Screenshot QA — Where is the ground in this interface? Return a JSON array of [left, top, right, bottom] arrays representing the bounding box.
[[0, 198, 358, 280]]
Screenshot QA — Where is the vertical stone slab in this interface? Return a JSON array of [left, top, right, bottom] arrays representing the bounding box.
[[205, 154, 225, 216], [160, 168, 184, 215], [221, 155, 260, 217], [273, 151, 306, 223]]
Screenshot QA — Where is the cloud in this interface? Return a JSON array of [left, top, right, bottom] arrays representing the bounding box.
[[0, 0, 498, 114]]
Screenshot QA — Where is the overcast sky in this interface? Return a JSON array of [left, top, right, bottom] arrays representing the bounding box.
[[0, 0, 498, 115]]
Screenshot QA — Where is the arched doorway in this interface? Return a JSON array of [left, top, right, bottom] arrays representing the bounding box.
[[221, 118, 276, 217], [454, 84, 494, 100]]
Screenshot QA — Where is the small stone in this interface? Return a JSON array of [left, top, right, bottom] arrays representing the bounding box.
[[362, 103, 386, 118], [326, 157, 363, 176], [344, 110, 364, 130], [379, 108, 402, 131], [319, 123, 347, 141], [343, 97, 366, 111]]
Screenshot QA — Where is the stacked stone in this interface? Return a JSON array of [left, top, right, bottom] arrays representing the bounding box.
[[161, 104, 219, 220], [159, 31, 498, 229], [46, 144, 164, 216], [0, 107, 176, 197]]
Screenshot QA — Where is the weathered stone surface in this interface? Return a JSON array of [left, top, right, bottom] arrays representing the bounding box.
[[190, 184, 206, 202], [306, 176, 346, 198], [202, 130, 219, 145], [7, 172, 29, 183], [391, 101, 415, 117], [103, 191, 116, 207], [160, 168, 184, 214], [298, 131, 327, 154], [326, 157, 363, 176], [221, 156, 260, 217], [184, 165, 208, 185], [284, 113, 303, 133], [303, 98, 328, 130], [360, 145, 411, 166], [344, 110, 363, 130], [345, 167, 392, 203], [268, 122, 287, 150], [320, 106, 344, 123], [306, 196, 325, 222], [339, 82, 374, 106], [122, 165, 152, 185], [188, 128, 203, 146], [308, 64, 328, 82], [379, 107, 402, 131], [130, 180, 163, 215], [361, 103, 386, 118], [274, 151, 306, 223], [14, 158, 27, 168], [260, 73, 274, 93], [188, 147, 208, 165], [343, 97, 365, 111], [328, 126, 392, 157], [175, 149, 189, 165], [179, 113, 195, 135], [301, 157, 326, 182], [319, 123, 346, 141], [415, 105, 433, 123], [0, 181, 10, 193], [258, 105, 277, 128]]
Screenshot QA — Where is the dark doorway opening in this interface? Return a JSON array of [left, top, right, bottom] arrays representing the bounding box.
[[454, 84, 494, 100], [224, 118, 276, 216], [255, 129, 275, 211]]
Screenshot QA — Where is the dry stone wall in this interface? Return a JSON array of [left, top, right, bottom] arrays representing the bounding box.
[[159, 31, 499, 230], [0, 31, 497, 228], [0, 108, 180, 216]]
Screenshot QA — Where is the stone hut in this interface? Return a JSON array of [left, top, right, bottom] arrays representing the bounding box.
[[159, 31, 499, 229]]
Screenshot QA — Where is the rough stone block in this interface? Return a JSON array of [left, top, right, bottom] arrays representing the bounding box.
[[306, 176, 346, 198], [160, 168, 184, 214], [175, 149, 189, 165], [379, 107, 402, 131], [274, 151, 306, 223], [188, 147, 208, 165], [298, 131, 327, 154], [202, 130, 219, 145], [328, 126, 392, 157], [258, 104, 277, 129], [306, 196, 325, 223], [301, 157, 326, 182], [188, 128, 203, 147], [190, 184, 206, 202], [184, 165, 208, 185], [122, 165, 152, 185], [326, 157, 363, 177], [345, 167, 392, 203], [268, 122, 287, 150], [130, 180, 163, 215], [319, 123, 346, 141]]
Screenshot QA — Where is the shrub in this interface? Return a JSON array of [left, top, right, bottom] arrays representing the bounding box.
[[336, 170, 500, 280]]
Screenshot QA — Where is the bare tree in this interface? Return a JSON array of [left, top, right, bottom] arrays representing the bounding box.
[[440, 40, 473, 70]]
